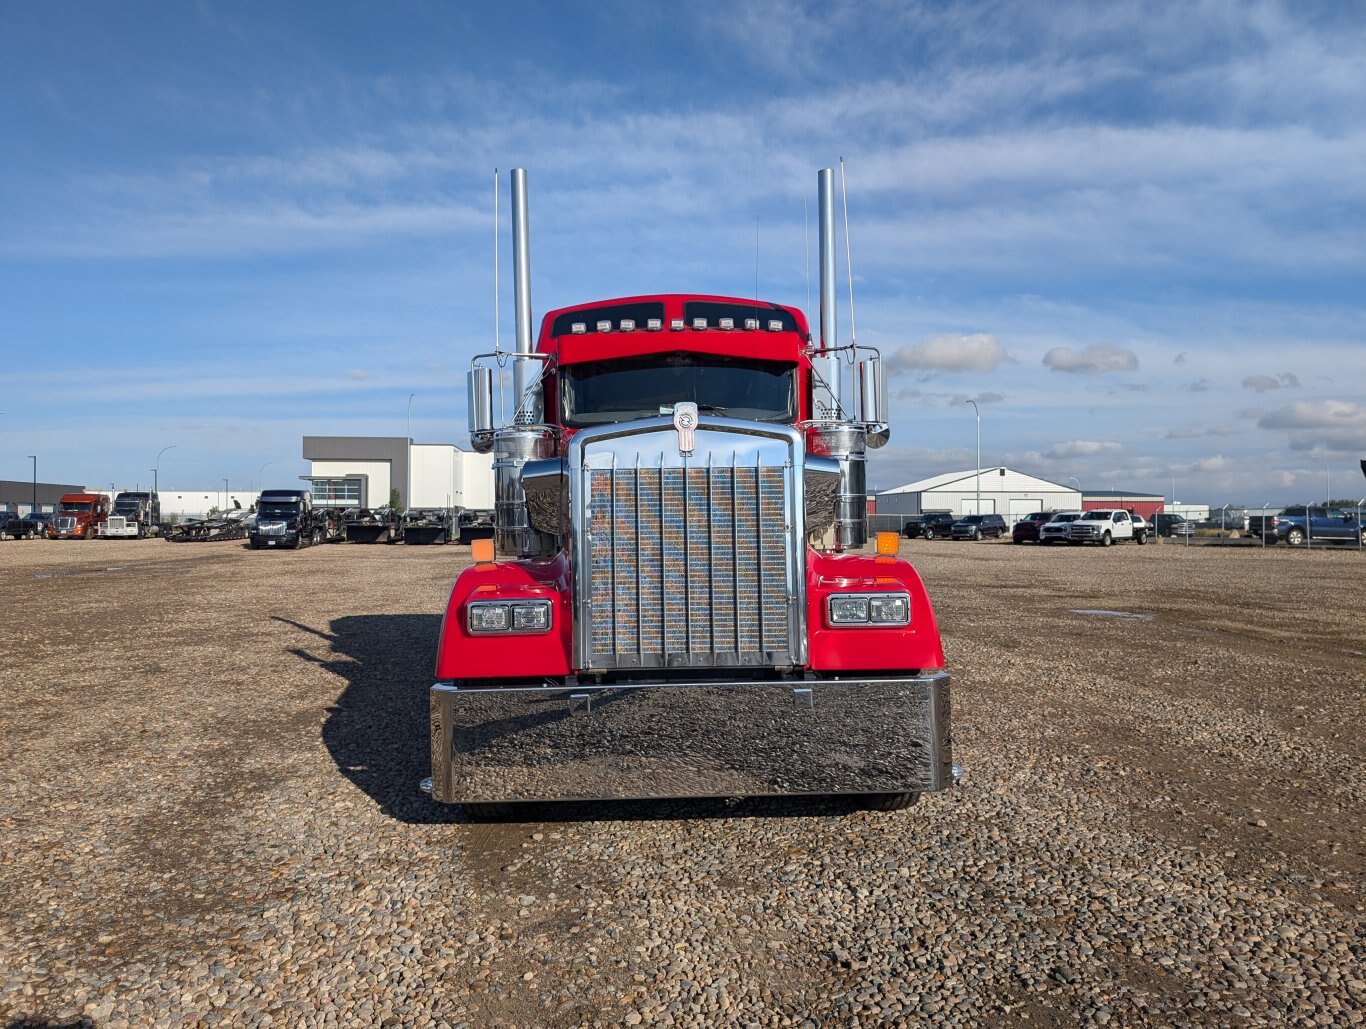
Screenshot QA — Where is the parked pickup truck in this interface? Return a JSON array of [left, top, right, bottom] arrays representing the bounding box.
[[1248, 506, 1365, 546], [1068, 508, 1148, 546]]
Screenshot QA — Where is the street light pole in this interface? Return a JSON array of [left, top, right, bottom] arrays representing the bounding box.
[[28, 455, 36, 513], [406, 393, 416, 514], [258, 460, 275, 493], [154, 445, 175, 501], [223, 478, 229, 513], [965, 399, 980, 515]]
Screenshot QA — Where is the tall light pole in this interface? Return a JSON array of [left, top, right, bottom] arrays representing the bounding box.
[[223, 478, 229, 513], [154, 444, 175, 500], [28, 455, 37, 514], [964, 399, 980, 515], [258, 460, 275, 493], [406, 392, 416, 514], [1067, 476, 1081, 510]]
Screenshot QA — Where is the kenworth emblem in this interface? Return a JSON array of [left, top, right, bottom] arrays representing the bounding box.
[[673, 401, 698, 455]]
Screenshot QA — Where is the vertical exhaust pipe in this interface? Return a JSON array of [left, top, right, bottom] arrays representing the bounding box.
[[492, 169, 555, 557], [806, 167, 866, 550], [815, 168, 840, 419], [510, 168, 542, 424]]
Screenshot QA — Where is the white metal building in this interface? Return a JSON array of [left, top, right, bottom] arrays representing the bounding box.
[[875, 467, 1081, 525], [303, 436, 493, 512]]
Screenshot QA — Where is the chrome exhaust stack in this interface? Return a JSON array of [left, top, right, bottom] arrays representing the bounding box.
[[809, 167, 868, 551], [466, 167, 558, 557]]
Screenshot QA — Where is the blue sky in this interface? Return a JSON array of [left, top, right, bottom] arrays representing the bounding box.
[[2, 0, 1363, 505]]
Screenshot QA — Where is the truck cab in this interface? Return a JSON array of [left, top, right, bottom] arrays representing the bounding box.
[[249, 489, 317, 549], [100, 491, 161, 539], [426, 169, 953, 814], [49, 493, 110, 540]]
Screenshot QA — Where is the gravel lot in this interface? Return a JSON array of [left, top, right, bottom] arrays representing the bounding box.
[[1, 537, 1362, 1027]]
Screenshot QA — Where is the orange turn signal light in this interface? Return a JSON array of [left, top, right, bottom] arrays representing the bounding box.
[[471, 538, 496, 565], [875, 531, 900, 556]]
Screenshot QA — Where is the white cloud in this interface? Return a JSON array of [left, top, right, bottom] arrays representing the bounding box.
[[1044, 440, 1123, 460], [886, 334, 1014, 375], [1242, 372, 1301, 392], [1043, 344, 1139, 374], [1258, 399, 1366, 452]]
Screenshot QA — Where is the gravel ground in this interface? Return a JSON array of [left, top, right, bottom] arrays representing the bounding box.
[[0, 536, 1361, 1028]]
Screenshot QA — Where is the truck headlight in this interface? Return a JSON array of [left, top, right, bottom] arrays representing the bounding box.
[[827, 592, 911, 627], [467, 599, 554, 635]]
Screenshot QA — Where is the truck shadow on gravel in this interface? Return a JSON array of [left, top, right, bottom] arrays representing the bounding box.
[[300, 614, 877, 826]]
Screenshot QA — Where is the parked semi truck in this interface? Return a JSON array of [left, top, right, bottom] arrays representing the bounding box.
[[425, 168, 953, 814], [249, 489, 337, 549], [99, 490, 161, 539], [49, 492, 111, 540]]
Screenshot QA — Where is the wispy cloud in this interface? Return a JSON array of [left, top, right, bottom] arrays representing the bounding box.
[[1043, 344, 1139, 374], [887, 333, 1014, 375], [1258, 399, 1366, 452], [1242, 372, 1301, 392]]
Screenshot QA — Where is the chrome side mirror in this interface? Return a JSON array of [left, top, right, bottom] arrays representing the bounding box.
[[468, 367, 495, 452], [858, 356, 889, 448]]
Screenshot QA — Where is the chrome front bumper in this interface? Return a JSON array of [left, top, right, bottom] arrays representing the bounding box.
[[427, 673, 951, 804]]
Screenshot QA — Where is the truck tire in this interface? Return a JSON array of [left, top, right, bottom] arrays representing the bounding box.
[[1286, 527, 1305, 546], [922, 527, 935, 541], [1101, 531, 1112, 547], [864, 792, 921, 812], [972, 528, 982, 541], [1136, 531, 1147, 545]]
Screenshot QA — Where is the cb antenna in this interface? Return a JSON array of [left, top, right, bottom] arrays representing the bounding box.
[[804, 195, 811, 338], [839, 157, 858, 361]]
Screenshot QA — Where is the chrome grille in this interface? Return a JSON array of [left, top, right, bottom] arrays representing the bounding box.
[[584, 462, 794, 668]]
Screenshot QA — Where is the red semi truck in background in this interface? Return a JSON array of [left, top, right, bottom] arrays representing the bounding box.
[[425, 169, 954, 814], [48, 493, 111, 540]]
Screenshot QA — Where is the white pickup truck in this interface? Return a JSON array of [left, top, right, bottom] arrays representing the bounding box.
[[1068, 508, 1149, 547]]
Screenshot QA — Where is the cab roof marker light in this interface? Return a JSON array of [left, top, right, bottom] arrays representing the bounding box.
[[670, 318, 686, 331], [596, 320, 612, 333], [570, 322, 587, 335], [646, 318, 663, 331], [767, 319, 783, 331], [692, 317, 707, 330], [619, 319, 636, 332], [744, 318, 760, 330], [719, 317, 734, 330]]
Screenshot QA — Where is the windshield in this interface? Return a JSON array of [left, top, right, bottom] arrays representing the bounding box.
[[59, 501, 95, 513], [1049, 514, 1080, 523], [258, 503, 301, 518], [1081, 511, 1110, 520], [560, 353, 796, 427], [114, 500, 143, 513]]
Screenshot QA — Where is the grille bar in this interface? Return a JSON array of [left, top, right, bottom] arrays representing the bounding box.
[[584, 457, 793, 668]]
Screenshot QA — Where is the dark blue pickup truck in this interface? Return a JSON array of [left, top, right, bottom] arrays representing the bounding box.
[[1248, 505, 1365, 546]]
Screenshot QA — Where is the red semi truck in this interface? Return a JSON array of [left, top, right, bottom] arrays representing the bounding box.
[[49, 492, 111, 540], [426, 169, 954, 813]]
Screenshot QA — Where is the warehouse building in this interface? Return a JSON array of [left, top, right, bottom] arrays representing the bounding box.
[[874, 467, 1082, 526], [0, 478, 90, 516], [302, 436, 493, 513], [1080, 490, 1166, 521]]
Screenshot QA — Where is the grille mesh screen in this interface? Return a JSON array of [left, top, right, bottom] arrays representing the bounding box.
[[587, 465, 791, 665]]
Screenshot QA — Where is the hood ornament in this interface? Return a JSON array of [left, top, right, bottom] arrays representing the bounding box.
[[673, 401, 698, 455]]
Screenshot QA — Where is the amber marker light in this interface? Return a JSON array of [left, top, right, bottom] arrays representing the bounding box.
[[471, 538, 496, 566], [875, 532, 900, 555]]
